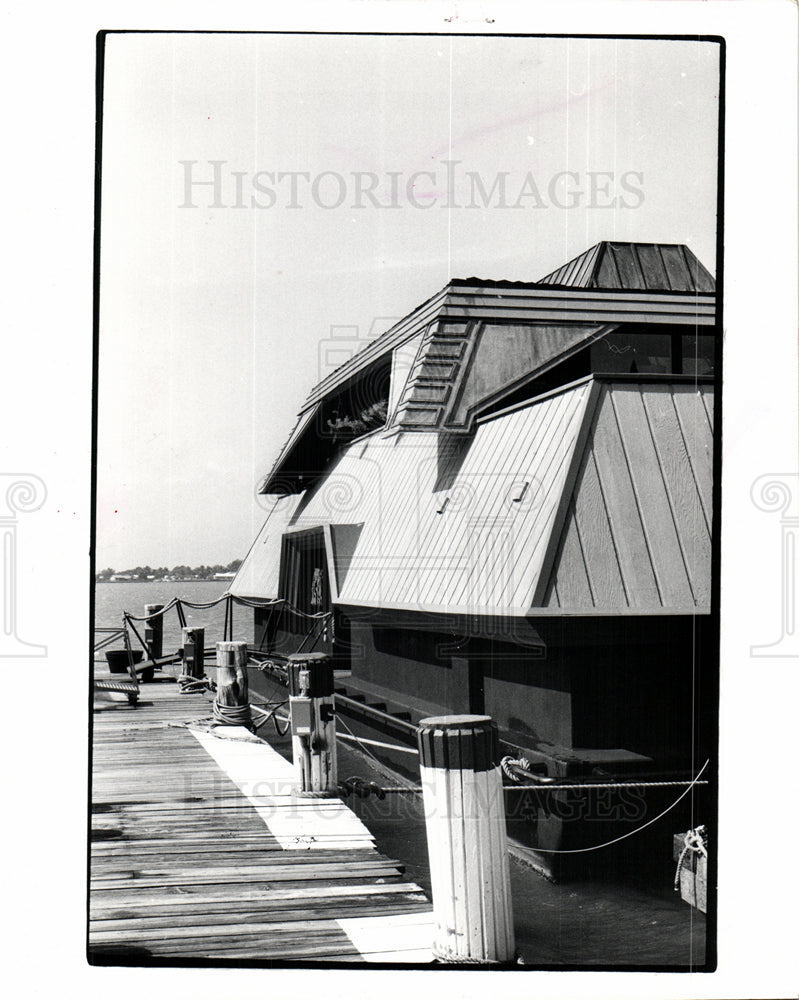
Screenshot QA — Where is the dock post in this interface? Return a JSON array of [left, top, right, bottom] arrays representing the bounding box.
[[417, 714, 516, 964], [287, 652, 336, 796], [179, 626, 205, 692], [140, 604, 163, 682], [213, 641, 252, 731], [144, 604, 163, 659]]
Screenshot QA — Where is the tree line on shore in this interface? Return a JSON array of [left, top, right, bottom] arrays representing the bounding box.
[[96, 559, 242, 582]]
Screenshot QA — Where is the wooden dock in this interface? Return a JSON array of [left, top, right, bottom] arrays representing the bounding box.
[[90, 677, 434, 963]]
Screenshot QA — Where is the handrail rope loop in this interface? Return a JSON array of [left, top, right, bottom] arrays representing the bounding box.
[[531, 759, 710, 855], [123, 598, 180, 622]]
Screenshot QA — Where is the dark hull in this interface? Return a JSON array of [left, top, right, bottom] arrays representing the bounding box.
[[245, 660, 707, 882]]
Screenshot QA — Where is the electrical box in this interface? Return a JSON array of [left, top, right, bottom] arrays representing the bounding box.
[[290, 696, 313, 736]]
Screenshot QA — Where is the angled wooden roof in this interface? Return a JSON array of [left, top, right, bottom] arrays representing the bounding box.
[[537, 379, 714, 612], [239, 380, 594, 613], [237, 376, 714, 617], [537, 242, 716, 293]]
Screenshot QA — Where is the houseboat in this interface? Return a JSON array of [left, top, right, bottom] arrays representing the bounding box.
[[231, 241, 717, 874]]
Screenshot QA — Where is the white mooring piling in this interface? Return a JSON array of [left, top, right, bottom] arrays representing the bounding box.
[[213, 641, 252, 730], [287, 652, 337, 796], [417, 714, 516, 964]]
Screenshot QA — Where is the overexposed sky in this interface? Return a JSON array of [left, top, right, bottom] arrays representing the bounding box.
[[97, 32, 720, 569]]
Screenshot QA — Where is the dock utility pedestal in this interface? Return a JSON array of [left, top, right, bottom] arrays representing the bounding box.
[[287, 652, 337, 796]]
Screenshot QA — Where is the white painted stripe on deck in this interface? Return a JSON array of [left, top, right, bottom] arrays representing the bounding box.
[[189, 727, 375, 850], [335, 912, 435, 963]]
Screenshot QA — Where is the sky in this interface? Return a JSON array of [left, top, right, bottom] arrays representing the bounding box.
[[97, 32, 720, 571]]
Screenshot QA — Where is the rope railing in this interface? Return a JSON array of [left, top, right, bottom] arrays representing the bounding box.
[[121, 592, 332, 621], [123, 597, 183, 622], [106, 594, 333, 671]]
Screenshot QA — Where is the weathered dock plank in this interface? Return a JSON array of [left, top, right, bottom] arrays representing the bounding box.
[[90, 678, 433, 962]]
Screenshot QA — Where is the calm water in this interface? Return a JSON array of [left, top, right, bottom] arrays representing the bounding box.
[[94, 581, 254, 658]]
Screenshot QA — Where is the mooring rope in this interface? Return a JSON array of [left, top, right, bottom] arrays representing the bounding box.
[[177, 674, 215, 695], [673, 824, 708, 890], [249, 701, 290, 732], [272, 711, 291, 736], [501, 755, 531, 780]]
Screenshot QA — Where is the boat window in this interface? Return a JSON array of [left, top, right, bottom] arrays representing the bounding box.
[[476, 324, 715, 420], [591, 331, 672, 374], [681, 334, 715, 375]]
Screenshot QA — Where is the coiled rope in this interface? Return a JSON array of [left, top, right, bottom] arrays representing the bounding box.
[[432, 944, 522, 965], [212, 700, 254, 732]]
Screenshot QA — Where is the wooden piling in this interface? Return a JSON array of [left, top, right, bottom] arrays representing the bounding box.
[[417, 714, 515, 964], [144, 604, 164, 660], [287, 652, 336, 796], [213, 641, 252, 730]]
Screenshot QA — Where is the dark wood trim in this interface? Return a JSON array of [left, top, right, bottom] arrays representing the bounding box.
[[531, 379, 603, 607], [454, 322, 615, 431], [336, 604, 546, 648], [475, 373, 596, 425]]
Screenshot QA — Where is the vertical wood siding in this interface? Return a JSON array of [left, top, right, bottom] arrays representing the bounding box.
[[239, 379, 713, 616], [272, 382, 592, 615], [542, 381, 713, 611]]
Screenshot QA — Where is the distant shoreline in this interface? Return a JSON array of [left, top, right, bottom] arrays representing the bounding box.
[[96, 578, 232, 584]]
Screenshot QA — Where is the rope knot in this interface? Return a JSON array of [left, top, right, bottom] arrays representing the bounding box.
[[500, 755, 531, 782], [674, 824, 708, 890]]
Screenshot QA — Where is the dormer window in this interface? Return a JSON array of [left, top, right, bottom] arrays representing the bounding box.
[[477, 324, 715, 420], [590, 327, 714, 376]]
